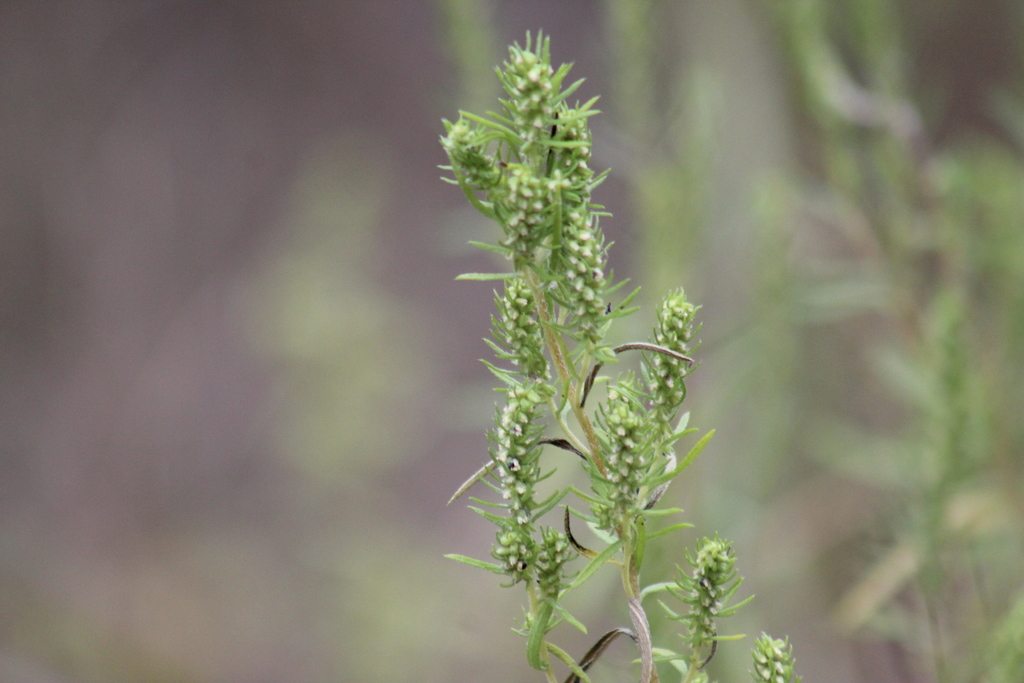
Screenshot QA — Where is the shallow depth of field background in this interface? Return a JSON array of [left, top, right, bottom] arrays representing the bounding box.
[[2, 2, 1022, 682]]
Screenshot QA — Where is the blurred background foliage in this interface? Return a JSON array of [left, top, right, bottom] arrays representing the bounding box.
[[1, 1, 1022, 682]]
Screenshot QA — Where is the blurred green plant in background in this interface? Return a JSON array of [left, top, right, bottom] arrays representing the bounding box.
[[764, 1, 1024, 680], [247, 136, 477, 682]]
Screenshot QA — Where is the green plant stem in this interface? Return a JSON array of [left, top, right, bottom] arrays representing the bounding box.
[[547, 642, 593, 683], [527, 578, 559, 682], [569, 371, 608, 477], [547, 395, 590, 459], [620, 523, 658, 683], [680, 653, 701, 683], [523, 268, 574, 380], [522, 267, 610, 478], [543, 653, 559, 683]]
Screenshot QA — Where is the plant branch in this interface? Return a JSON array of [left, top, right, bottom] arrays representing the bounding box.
[[522, 267, 609, 478]]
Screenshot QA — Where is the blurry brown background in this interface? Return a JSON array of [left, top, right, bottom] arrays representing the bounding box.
[[2, 1, 1021, 682]]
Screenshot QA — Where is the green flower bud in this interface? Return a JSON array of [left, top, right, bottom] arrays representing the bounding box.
[[499, 40, 558, 158], [551, 104, 593, 194], [593, 381, 651, 529], [655, 288, 697, 349], [488, 380, 553, 581], [492, 522, 535, 584], [646, 289, 699, 428], [553, 212, 610, 353], [440, 118, 500, 192], [491, 277, 548, 379], [751, 634, 801, 683], [535, 527, 574, 601], [497, 164, 560, 259], [668, 535, 747, 654]]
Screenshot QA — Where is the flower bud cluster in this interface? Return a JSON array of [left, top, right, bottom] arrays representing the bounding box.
[[439, 118, 500, 192], [558, 213, 609, 352], [535, 527, 574, 601], [546, 104, 595, 214], [552, 106, 593, 179], [491, 277, 548, 379], [492, 523, 534, 585], [442, 35, 615, 354], [751, 634, 801, 683], [499, 42, 557, 157], [669, 535, 743, 651], [546, 104, 601, 302], [646, 289, 698, 428], [489, 381, 552, 581], [593, 382, 651, 529], [496, 164, 570, 260]]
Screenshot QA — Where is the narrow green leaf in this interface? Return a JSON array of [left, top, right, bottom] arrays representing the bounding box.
[[657, 599, 682, 620], [669, 427, 698, 443], [538, 318, 575, 335], [468, 240, 509, 255], [589, 168, 611, 191], [633, 517, 647, 572], [651, 648, 685, 662], [604, 278, 634, 297], [565, 493, 600, 513], [447, 461, 495, 505], [645, 522, 694, 540], [647, 429, 715, 488], [639, 581, 675, 601], [460, 110, 518, 137], [480, 359, 517, 385], [533, 487, 570, 519], [553, 97, 601, 119], [585, 521, 619, 546], [614, 286, 638, 309], [448, 167, 496, 218], [546, 642, 592, 683], [535, 467, 558, 485], [467, 497, 505, 509], [568, 538, 624, 590], [547, 597, 587, 634], [544, 139, 593, 148], [479, 108, 516, 129], [468, 507, 506, 524], [642, 507, 685, 517], [527, 601, 554, 670], [555, 77, 586, 103], [444, 554, 506, 574], [669, 660, 690, 675], [549, 63, 573, 92], [606, 306, 640, 320], [718, 593, 755, 617], [674, 411, 691, 435], [483, 337, 508, 357], [456, 272, 515, 281]]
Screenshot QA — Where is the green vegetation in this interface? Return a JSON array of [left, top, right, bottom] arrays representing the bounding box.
[[440, 33, 797, 683]]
